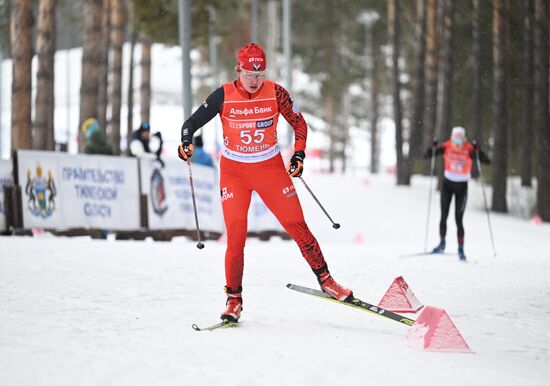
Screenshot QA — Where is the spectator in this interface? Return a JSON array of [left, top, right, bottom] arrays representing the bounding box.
[[81, 118, 113, 155], [129, 122, 164, 167], [191, 136, 214, 167]]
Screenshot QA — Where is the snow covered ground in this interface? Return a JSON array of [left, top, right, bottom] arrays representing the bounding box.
[[1, 172, 549, 386]]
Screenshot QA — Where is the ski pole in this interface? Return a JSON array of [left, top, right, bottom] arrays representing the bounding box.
[[298, 176, 340, 229], [474, 146, 497, 257], [423, 141, 437, 253], [187, 159, 205, 249]]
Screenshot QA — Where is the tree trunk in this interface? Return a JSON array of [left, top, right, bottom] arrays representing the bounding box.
[[405, 0, 427, 181], [97, 0, 111, 131], [491, 0, 509, 213], [471, 0, 482, 178], [423, 0, 439, 174], [340, 91, 350, 173], [433, 0, 454, 187], [322, 8, 338, 174], [140, 38, 152, 124], [388, 0, 405, 184], [34, 0, 56, 151], [10, 0, 33, 153], [78, 0, 103, 152], [127, 32, 137, 152], [325, 93, 336, 173], [126, 1, 136, 152], [370, 38, 381, 174], [520, 0, 534, 187], [266, 0, 279, 75], [534, 0, 550, 220], [109, 0, 125, 155], [435, 0, 454, 140]]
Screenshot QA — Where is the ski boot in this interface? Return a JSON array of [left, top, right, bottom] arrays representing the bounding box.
[[318, 271, 353, 302], [220, 286, 243, 322], [432, 239, 446, 254], [458, 244, 466, 261]]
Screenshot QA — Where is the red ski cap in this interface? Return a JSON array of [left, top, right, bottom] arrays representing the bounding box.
[[237, 43, 266, 72]]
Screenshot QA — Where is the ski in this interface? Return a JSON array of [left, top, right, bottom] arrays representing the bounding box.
[[191, 320, 239, 331], [400, 251, 455, 258], [286, 283, 415, 326]]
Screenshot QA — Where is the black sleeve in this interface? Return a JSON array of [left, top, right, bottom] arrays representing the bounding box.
[[471, 149, 491, 164], [424, 146, 444, 159], [181, 87, 224, 143]]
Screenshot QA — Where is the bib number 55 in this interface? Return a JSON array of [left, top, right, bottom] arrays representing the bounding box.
[[240, 129, 265, 144]]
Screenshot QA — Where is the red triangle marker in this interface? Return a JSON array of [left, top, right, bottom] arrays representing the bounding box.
[[352, 233, 365, 244], [378, 276, 423, 313], [404, 306, 473, 353]]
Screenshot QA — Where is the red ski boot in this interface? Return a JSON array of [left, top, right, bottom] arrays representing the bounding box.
[[220, 286, 243, 322], [318, 272, 353, 301]]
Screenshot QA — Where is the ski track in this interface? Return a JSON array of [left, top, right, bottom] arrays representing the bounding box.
[[1, 174, 549, 386]]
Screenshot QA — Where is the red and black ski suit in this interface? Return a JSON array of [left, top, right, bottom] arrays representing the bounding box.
[[181, 78, 330, 292]]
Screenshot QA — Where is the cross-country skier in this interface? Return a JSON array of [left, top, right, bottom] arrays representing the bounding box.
[[424, 126, 491, 260], [178, 43, 353, 322]]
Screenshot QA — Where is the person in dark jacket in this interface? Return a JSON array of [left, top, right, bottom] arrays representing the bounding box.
[[81, 118, 113, 155], [191, 135, 214, 167], [129, 122, 164, 167]]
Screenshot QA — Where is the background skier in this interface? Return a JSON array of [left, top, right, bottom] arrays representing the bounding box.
[[425, 126, 491, 260]]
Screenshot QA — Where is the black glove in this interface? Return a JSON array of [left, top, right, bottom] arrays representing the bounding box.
[[178, 141, 194, 161], [157, 156, 165, 168], [424, 139, 438, 159], [287, 150, 305, 177], [153, 132, 164, 157], [471, 140, 490, 163]]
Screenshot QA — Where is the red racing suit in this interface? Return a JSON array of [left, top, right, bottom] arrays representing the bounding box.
[[181, 79, 330, 291], [441, 140, 474, 182]]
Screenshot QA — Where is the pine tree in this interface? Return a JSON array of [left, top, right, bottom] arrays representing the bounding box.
[[109, 0, 125, 155], [34, 0, 56, 151], [10, 0, 33, 152], [78, 0, 102, 152], [534, 0, 550, 220], [491, 0, 509, 213]]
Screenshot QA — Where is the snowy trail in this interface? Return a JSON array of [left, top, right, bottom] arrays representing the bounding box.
[[1, 174, 549, 386]]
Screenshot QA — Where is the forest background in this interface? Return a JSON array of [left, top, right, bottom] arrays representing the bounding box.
[[0, 0, 549, 220]]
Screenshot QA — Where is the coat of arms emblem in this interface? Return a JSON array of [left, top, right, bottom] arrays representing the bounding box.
[[25, 165, 56, 218]]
